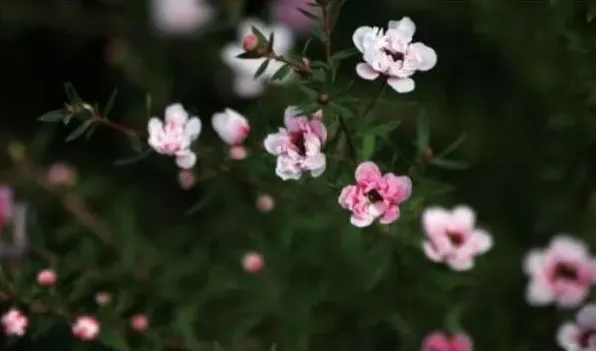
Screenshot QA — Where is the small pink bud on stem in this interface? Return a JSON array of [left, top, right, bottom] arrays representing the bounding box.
[[242, 34, 259, 52], [242, 252, 264, 274], [37, 269, 57, 288]]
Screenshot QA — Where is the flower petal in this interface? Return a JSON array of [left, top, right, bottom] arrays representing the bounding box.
[[352, 26, 373, 53], [275, 155, 302, 181], [422, 241, 442, 262], [271, 24, 295, 55], [350, 214, 374, 228], [451, 205, 476, 231], [306, 154, 326, 178], [387, 17, 416, 43], [354, 161, 382, 183], [447, 257, 474, 271], [577, 304, 596, 328], [175, 151, 197, 169], [421, 331, 449, 351], [471, 229, 493, 254], [387, 77, 415, 93], [556, 322, 579, 351], [522, 249, 546, 276], [451, 333, 473, 351], [184, 117, 202, 140], [408, 42, 437, 71], [526, 279, 554, 306], [379, 205, 400, 224], [421, 207, 450, 237], [165, 103, 189, 125], [356, 63, 380, 80]]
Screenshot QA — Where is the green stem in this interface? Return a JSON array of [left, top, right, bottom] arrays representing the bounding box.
[[360, 80, 388, 119]]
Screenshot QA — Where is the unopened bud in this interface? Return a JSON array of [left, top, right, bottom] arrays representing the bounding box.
[[242, 34, 259, 52], [318, 94, 330, 105]]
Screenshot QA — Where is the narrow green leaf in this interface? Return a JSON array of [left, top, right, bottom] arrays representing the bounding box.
[[251, 26, 268, 44], [360, 134, 376, 160], [268, 32, 275, 48], [330, 103, 354, 118], [312, 27, 328, 43], [85, 124, 99, 140], [437, 133, 467, 158], [331, 48, 357, 61], [99, 328, 130, 351], [38, 109, 67, 122], [185, 192, 213, 215], [295, 84, 318, 99], [64, 82, 82, 103], [236, 51, 262, 59], [254, 59, 271, 79], [103, 88, 118, 119], [271, 64, 292, 81], [129, 136, 143, 153], [367, 120, 401, 138], [298, 8, 319, 20], [301, 38, 313, 56], [430, 158, 469, 170], [174, 307, 200, 347], [416, 110, 430, 151], [113, 148, 153, 167], [65, 120, 94, 142]]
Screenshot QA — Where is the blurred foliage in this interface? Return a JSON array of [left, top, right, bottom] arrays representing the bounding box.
[[1, 0, 596, 350]]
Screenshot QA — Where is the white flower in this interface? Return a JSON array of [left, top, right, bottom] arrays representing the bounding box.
[[557, 304, 596, 351], [1, 308, 27, 337], [151, 0, 214, 36], [211, 108, 250, 145], [263, 106, 327, 180], [72, 315, 100, 341], [147, 103, 202, 169], [221, 18, 295, 98], [352, 17, 437, 93]]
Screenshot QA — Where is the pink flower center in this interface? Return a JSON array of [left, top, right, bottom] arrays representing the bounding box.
[[578, 329, 596, 348], [290, 132, 306, 156], [552, 262, 579, 281], [366, 189, 383, 203], [446, 230, 465, 247]]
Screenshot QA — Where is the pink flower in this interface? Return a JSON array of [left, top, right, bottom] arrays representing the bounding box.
[[271, 0, 321, 34], [0, 186, 14, 229], [352, 17, 437, 93], [72, 315, 100, 341], [178, 170, 196, 190], [338, 161, 411, 227], [147, 103, 202, 169], [37, 269, 57, 287], [263, 106, 327, 180], [229, 145, 248, 160], [211, 108, 250, 145], [151, 0, 213, 36], [1, 308, 28, 337], [421, 206, 493, 271], [523, 235, 596, 308], [242, 252, 264, 274], [46, 162, 77, 187], [130, 313, 149, 332], [256, 194, 275, 213], [557, 304, 596, 351], [421, 331, 473, 351]]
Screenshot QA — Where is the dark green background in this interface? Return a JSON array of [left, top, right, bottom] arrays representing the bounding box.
[[2, 0, 596, 350]]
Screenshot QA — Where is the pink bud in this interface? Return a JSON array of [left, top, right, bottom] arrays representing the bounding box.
[[178, 170, 196, 190], [1, 308, 28, 337], [229, 145, 248, 160], [72, 315, 100, 341], [95, 292, 111, 306], [37, 269, 57, 288], [242, 33, 259, 51], [242, 252, 264, 274], [46, 162, 77, 187], [130, 313, 149, 332], [256, 194, 275, 213]]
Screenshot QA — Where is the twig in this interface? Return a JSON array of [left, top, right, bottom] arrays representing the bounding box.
[[321, 3, 333, 61]]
